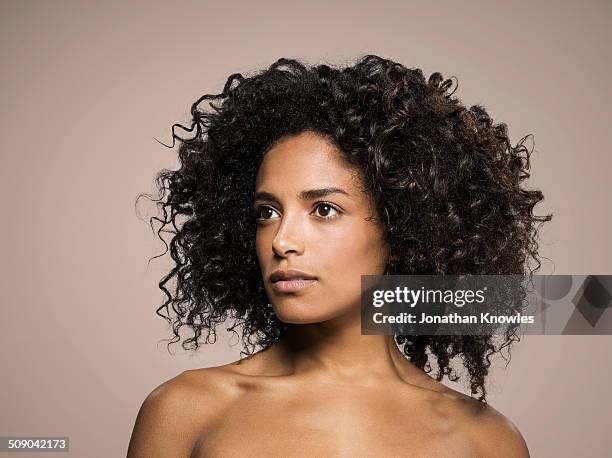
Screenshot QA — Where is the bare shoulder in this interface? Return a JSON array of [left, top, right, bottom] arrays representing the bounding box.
[[443, 390, 529, 458], [465, 402, 530, 458], [127, 367, 238, 458], [410, 379, 529, 458]]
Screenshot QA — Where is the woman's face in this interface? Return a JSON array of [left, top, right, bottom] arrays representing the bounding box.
[[254, 130, 390, 324]]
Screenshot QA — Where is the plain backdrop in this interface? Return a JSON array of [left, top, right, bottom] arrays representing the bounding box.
[[1, 0, 611, 456]]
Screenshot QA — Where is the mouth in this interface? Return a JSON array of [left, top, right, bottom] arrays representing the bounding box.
[[271, 278, 318, 293]]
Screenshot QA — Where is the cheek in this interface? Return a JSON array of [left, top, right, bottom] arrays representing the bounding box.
[[255, 231, 262, 254], [255, 229, 269, 258], [311, 237, 381, 315], [320, 227, 386, 285]]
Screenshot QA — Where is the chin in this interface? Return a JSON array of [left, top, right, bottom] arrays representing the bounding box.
[[271, 304, 326, 324], [271, 301, 354, 325]]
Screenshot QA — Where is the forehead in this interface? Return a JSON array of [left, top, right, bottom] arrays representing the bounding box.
[[255, 131, 361, 192]]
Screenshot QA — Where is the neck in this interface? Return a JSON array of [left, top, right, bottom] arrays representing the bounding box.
[[269, 308, 428, 388]]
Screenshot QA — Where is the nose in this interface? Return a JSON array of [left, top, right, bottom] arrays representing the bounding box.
[[271, 213, 305, 258]]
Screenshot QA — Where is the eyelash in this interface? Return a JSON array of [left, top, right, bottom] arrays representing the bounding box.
[[253, 201, 342, 223]]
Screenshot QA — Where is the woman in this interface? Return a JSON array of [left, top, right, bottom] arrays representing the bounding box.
[[128, 55, 550, 457]]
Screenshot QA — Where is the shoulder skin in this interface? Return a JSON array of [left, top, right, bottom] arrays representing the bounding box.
[[464, 402, 530, 458], [424, 383, 530, 458], [126, 368, 234, 458]]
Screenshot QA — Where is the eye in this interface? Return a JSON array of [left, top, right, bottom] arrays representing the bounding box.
[[253, 205, 280, 222], [313, 202, 341, 219], [253, 202, 342, 223]]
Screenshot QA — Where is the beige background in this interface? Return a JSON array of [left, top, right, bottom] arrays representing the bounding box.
[[1, 0, 611, 456]]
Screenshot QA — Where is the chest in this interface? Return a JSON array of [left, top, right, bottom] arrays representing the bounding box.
[[192, 388, 475, 457]]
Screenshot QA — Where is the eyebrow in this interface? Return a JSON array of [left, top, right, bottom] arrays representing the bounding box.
[[253, 187, 350, 204]]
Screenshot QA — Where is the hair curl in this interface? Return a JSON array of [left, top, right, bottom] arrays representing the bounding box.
[[136, 55, 552, 404]]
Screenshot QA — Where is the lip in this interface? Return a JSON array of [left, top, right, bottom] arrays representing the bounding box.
[[269, 268, 317, 283], [271, 278, 318, 293]]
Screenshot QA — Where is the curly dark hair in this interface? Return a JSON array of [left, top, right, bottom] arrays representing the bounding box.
[[136, 54, 552, 404]]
